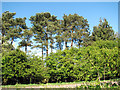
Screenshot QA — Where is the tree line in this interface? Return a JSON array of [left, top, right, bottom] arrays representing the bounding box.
[[1, 11, 120, 85], [2, 11, 116, 58]]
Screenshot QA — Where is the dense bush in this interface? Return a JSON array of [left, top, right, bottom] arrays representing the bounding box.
[[2, 49, 48, 85], [25, 55, 48, 84], [91, 40, 118, 49], [2, 49, 29, 85], [76, 45, 119, 81], [2, 40, 120, 85], [45, 48, 79, 83], [45, 40, 119, 83]]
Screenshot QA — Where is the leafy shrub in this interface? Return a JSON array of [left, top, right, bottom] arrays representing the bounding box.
[[2, 49, 29, 85], [26, 55, 49, 84], [2, 49, 48, 85]]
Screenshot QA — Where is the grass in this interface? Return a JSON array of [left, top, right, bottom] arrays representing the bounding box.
[[1, 84, 41, 88], [1, 81, 92, 88], [1, 78, 120, 88]]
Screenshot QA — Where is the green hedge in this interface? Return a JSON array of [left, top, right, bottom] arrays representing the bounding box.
[[2, 40, 120, 85]]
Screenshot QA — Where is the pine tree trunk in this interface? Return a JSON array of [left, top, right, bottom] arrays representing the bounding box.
[[50, 34, 53, 53], [79, 44, 80, 49], [71, 29, 73, 48], [2, 38, 3, 44], [25, 38, 29, 53], [59, 42, 61, 50], [50, 44, 53, 53], [11, 38, 14, 45], [46, 45, 48, 56], [2, 33, 4, 44], [25, 46, 27, 53], [46, 35, 48, 56], [42, 44, 43, 60], [78, 39, 81, 49], [50, 43, 53, 53], [65, 41, 67, 49]]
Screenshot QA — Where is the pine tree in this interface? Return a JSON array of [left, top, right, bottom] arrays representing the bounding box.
[[75, 18, 90, 48], [18, 29, 33, 53], [2, 11, 27, 45], [30, 12, 58, 57], [2, 11, 16, 44], [91, 18, 115, 41], [61, 14, 71, 49], [32, 32, 45, 60], [30, 13, 46, 58], [55, 20, 64, 50], [61, 14, 90, 49], [47, 15, 58, 53]]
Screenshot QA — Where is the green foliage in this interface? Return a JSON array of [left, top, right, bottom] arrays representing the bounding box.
[[2, 11, 119, 85], [30, 12, 58, 57], [18, 29, 33, 53], [2, 11, 27, 45], [91, 40, 118, 49], [2, 49, 28, 85], [46, 40, 119, 83], [76, 82, 119, 89], [2, 50, 48, 85], [25, 55, 48, 84], [61, 14, 90, 49], [91, 18, 115, 41], [45, 48, 79, 83], [76, 43, 119, 81]]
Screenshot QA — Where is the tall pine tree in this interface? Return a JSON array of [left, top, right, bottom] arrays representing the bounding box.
[[30, 12, 58, 57], [2, 11, 27, 45], [18, 28, 33, 53], [91, 18, 115, 41]]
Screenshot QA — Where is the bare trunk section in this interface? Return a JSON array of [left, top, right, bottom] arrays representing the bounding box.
[[2, 33, 4, 44], [42, 44, 43, 60], [79, 44, 80, 49], [71, 29, 73, 48], [65, 41, 67, 49], [59, 42, 61, 50], [2, 39, 3, 44], [25, 38, 29, 53], [78, 39, 81, 49], [46, 44, 48, 56], [46, 34, 48, 57], [50, 43, 53, 53], [25, 45, 27, 53], [50, 34, 53, 53], [50, 42, 53, 53], [41, 31, 44, 60], [51, 47, 52, 53], [11, 38, 14, 45]]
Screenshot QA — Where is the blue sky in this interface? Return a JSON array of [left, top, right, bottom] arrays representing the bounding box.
[[2, 2, 118, 32], [2, 2, 118, 56]]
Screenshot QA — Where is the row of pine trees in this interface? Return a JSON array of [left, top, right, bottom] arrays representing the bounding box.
[[1, 11, 116, 59]]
